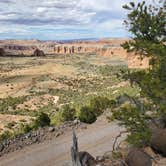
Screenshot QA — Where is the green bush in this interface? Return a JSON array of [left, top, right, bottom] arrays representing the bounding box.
[[99, 65, 128, 76], [79, 106, 97, 124], [90, 96, 115, 116], [33, 112, 50, 129], [22, 124, 32, 133], [61, 105, 76, 122], [0, 130, 13, 142]]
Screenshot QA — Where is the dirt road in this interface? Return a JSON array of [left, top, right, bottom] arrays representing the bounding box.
[[0, 117, 125, 166]]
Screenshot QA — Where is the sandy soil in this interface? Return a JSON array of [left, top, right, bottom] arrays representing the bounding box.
[[0, 58, 76, 98], [0, 114, 32, 133]]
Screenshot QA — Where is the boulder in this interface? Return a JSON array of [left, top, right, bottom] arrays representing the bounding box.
[[150, 129, 166, 156], [79, 151, 96, 166], [33, 49, 45, 56], [126, 148, 152, 166]]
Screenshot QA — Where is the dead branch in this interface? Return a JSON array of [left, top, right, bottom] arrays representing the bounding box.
[[113, 131, 128, 151], [71, 130, 82, 166]]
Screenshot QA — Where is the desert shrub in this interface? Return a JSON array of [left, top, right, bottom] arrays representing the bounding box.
[[90, 96, 116, 116], [37, 104, 56, 114], [5, 121, 17, 129], [99, 65, 128, 76], [79, 106, 97, 124], [33, 112, 50, 129], [22, 124, 32, 133], [0, 130, 13, 142], [50, 112, 62, 126], [12, 123, 32, 137], [61, 105, 76, 122], [0, 96, 27, 113], [112, 151, 123, 160]]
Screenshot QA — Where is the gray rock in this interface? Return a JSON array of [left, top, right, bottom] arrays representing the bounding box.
[[48, 127, 55, 132], [150, 128, 166, 156], [74, 119, 80, 125], [96, 156, 104, 162], [25, 132, 31, 139], [79, 151, 96, 166], [126, 148, 152, 166]]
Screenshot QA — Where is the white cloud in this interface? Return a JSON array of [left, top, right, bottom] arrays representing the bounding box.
[[0, 0, 152, 39], [98, 19, 123, 30], [36, 7, 47, 13], [78, 0, 127, 12], [0, 26, 31, 35]]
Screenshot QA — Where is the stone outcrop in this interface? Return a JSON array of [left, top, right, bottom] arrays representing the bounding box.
[[33, 49, 45, 56], [0, 48, 5, 56], [150, 129, 166, 156], [126, 148, 152, 166], [54, 45, 98, 54]]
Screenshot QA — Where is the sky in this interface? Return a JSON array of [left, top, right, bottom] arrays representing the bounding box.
[[0, 0, 152, 40]]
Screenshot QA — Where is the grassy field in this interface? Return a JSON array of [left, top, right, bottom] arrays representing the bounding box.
[[0, 54, 139, 134]]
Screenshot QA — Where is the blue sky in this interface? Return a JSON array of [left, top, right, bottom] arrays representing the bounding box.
[[0, 0, 152, 40]]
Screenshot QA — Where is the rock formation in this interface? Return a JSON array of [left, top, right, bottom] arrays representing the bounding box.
[[126, 148, 152, 166], [0, 39, 149, 68], [150, 129, 166, 156], [33, 49, 45, 57], [0, 40, 56, 56], [53, 42, 149, 68], [0, 48, 5, 56]]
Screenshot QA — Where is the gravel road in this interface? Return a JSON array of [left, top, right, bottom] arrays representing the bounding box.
[[0, 116, 125, 166]]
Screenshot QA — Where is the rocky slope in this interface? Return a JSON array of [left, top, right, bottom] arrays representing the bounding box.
[[0, 39, 149, 68]]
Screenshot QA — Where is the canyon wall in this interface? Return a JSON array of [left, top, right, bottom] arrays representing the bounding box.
[[53, 39, 149, 68], [0, 39, 149, 68], [0, 40, 56, 56]]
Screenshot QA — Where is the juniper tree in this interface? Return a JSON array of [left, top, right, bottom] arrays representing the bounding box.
[[112, 0, 166, 146]]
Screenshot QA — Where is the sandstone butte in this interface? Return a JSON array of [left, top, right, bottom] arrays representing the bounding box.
[[0, 38, 149, 69]]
